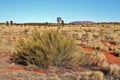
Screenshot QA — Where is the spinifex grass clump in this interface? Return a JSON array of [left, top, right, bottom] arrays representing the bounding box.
[[11, 29, 77, 69]]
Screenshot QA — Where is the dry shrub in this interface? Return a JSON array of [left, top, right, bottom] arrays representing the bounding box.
[[60, 71, 104, 80], [11, 29, 78, 69], [79, 71, 104, 80], [86, 40, 108, 51], [76, 50, 106, 67], [102, 61, 120, 77]]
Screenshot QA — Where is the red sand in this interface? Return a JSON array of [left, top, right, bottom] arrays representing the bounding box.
[[79, 46, 95, 52], [33, 69, 46, 74], [8, 66, 46, 74], [104, 51, 120, 65], [8, 66, 26, 71]]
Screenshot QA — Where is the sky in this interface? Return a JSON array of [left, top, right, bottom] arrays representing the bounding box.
[[0, 0, 120, 23]]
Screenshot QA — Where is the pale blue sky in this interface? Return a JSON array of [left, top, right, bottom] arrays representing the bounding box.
[[0, 0, 120, 23]]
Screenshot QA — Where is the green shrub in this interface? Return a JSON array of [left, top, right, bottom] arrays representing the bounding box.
[[11, 29, 78, 69]]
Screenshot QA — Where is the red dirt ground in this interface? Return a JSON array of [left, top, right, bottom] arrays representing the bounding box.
[[102, 40, 120, 65], [104, 50, 120, 65]]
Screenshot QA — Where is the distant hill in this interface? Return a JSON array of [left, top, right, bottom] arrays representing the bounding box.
[[69, 21, 95, 25]]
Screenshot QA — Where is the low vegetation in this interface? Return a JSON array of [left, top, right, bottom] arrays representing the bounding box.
[[0, 23, 120, 79], [102, 61, 120, 79], [60, 71, 104, 80], [11, 29, 78, 69]]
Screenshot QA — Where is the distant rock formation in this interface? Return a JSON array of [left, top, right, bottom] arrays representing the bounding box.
[[69, 21, 95, 25]]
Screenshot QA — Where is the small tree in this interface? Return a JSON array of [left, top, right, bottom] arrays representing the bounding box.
[[61, 20, 64, 26], [6, 21, 9, 26], [57, 17, 62, 24], [10, 20, 13, 26], [45, 22, 49, 26]]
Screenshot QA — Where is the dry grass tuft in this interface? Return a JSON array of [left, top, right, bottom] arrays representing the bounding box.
[[11, 29, 78, 69]]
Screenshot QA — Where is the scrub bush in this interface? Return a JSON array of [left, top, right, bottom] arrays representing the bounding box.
[[11, 29, 77, 69]]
